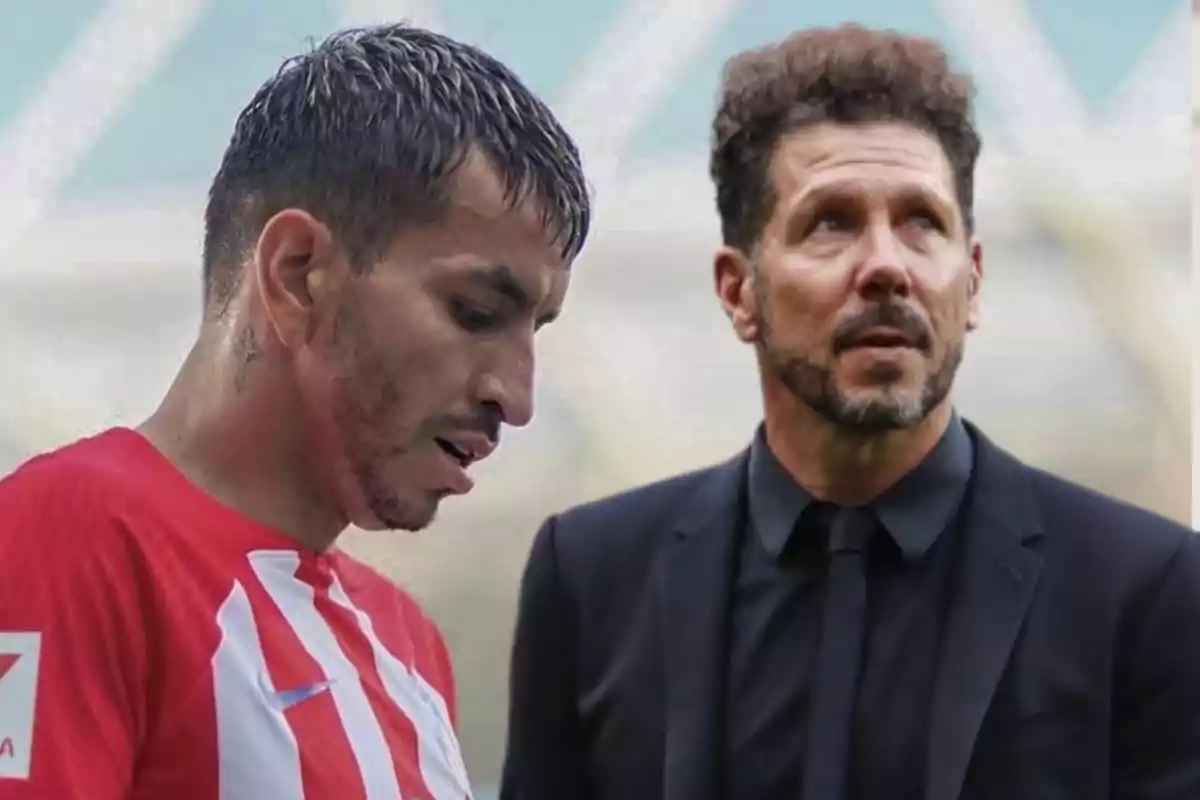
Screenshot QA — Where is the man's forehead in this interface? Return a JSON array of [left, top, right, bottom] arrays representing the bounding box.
[[440, 165, 573, 266], [444, 150, 555, 229], [789, 170, 955, 209], [445, 149, 511, 212], [772, 122, 955, 200]]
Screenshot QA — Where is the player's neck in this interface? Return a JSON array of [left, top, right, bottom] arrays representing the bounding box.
[[139, 329, 348, 553], [762, 392, 953, 507]]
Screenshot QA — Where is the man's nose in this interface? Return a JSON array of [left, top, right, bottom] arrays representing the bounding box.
[[853, 223, 912, 301], [477, 354, 535, 430]]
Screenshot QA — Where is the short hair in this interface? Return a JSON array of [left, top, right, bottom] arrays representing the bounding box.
[[202, 24, 591, 313], [710, 24, 981, 252]]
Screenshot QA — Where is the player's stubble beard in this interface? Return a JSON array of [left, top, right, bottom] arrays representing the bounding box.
[[751, 278, 963, 435], [326, 294, 439, 533]]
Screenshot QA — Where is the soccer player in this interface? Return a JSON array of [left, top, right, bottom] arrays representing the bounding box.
[[0, 23, 589, 799]]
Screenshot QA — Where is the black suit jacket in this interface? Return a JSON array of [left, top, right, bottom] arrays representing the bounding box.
[[500, 423, 1200, 800]]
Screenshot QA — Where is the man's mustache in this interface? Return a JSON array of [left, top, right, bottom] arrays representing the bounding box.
[[831, 303, 933, 354]]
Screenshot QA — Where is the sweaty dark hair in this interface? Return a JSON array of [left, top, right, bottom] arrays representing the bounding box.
[[710, 23, 980, 252], [202, 23, 591, 314]]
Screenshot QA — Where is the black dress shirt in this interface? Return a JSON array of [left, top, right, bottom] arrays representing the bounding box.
[[723, 416, 974, 800]]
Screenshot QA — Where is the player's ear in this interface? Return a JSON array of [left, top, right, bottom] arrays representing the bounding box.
[[253, 209, 346, 350]]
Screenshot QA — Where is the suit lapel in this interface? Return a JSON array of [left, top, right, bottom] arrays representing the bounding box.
[[926, 424, 1045, 800], [659, 452, 748, 800]]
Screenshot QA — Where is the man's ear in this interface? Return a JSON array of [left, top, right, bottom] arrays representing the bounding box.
[[714, 245, 761, 343], [966, 238, 983, 331], [253, 208, 343, 350]]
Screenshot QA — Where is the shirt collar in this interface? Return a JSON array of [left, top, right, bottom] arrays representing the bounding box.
[[747, 413, 974, 562]]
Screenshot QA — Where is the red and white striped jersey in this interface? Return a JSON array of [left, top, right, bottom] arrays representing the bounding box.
[[0, 428, 472, 799]]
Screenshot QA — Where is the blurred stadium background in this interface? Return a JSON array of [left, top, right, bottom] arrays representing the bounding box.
[[0, 1, 1192, 795]]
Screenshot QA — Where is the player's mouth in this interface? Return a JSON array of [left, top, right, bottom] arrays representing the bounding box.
[[435, 438, 472, 468], [433, 434, 496, 468], [432, 434, 497, 495]]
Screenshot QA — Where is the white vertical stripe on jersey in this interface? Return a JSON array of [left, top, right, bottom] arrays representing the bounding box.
[[250, 551, 404, 800], [327, 575, 473, 799], [213, 579, 305, 800]]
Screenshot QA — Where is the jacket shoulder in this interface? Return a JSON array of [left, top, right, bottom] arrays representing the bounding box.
[[1026, 464, 1194, 568], [970, 421, 1192, 569]]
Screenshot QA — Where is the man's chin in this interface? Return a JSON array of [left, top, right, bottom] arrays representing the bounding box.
[[355, 495, 441, 533], [822, 386, 929, 432]]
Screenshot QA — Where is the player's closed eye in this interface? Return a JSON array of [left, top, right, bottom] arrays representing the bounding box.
[[449, 298, 503, 333]]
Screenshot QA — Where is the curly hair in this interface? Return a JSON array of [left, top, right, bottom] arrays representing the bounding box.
[[710, 24, 980, 252]]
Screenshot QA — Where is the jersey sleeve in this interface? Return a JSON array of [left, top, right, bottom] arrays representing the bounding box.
[[0, 466, 149, 799]]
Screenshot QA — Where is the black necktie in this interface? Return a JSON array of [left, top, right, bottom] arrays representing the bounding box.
[[801, 505, 876, 800]]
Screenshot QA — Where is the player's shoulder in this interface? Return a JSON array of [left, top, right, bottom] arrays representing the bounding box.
[[0, 428, 154, 529], [0, 430, 175, 595]]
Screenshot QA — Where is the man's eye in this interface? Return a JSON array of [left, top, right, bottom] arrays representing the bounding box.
[[450, 300, 500, 332], [810, 212, 854, 235], [907, 209, 943, 232]]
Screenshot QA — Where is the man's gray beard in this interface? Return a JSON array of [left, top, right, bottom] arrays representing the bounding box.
[[757, 330, 963, 435]]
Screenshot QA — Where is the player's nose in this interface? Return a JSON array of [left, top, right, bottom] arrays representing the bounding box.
[[477, 358, 535, 429]]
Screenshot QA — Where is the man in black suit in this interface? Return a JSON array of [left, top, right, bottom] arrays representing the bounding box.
[[500, 24, 1200, 800]]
